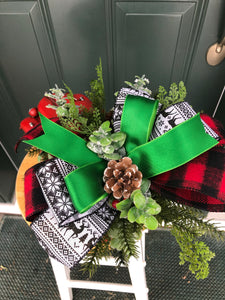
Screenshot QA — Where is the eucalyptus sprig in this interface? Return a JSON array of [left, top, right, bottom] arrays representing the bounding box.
[[87, 121, 126, 160], [116, 186, 161, 230], [115, 74, 152, 96]]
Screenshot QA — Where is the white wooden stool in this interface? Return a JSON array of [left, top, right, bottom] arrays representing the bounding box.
[[50, 230, 148, 300]]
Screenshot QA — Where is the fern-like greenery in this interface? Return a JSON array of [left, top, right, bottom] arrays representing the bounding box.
[[171, 227, 215, 280], [157, 81, 187, 110], [59, 106, 102, 138], [155, 193, 224, 279]]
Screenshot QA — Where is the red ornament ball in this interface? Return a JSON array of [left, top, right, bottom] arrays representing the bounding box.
[[29, 107, 38, 117]]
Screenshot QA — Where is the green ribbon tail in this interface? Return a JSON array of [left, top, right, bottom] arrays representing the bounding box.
[[24, 113, 102, 167], [65, 161, 108, 213], [128, 114, 219, 178], [121, 95, 159, 152]]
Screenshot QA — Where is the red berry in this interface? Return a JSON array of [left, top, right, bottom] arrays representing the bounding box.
[[112, 199, 120, 209], [29, 107, 38, 117]]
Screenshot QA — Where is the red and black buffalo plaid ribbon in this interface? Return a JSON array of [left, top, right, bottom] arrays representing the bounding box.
[[151, 114, 225, 212], [24, 162, 48, 221]]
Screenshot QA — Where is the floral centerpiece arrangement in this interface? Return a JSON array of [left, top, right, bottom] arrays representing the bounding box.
[[17, 59, 225, 280]]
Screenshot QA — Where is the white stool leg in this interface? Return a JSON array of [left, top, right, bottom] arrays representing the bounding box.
[[50, 257, 73, 300], [128, 234, 149, 300]]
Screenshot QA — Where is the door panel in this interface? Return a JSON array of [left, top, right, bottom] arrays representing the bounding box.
[[185, 0, 225, 118], [0, 1, 61, 165], [47, 0, 112, 105], [112, 0, 202, 91]]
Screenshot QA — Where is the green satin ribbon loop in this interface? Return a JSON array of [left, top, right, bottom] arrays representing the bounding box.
[[128, 114, 218, 178], [65, 161, 108, 213], [24, 96, 219, 213], [25, 113, 102, 167], [121, 95, 159, 152]]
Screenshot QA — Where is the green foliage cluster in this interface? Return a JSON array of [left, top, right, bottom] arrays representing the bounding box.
[[56, 82, 103, 137], [157, 81, 187, 110], [85, 58, 105, 114], [87, 120, 126, 160], [45, 60, 106, 138], [116, 184, 161, 230]]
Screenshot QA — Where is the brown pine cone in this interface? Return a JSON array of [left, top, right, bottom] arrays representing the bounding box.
[[103, 157, 143, 199]]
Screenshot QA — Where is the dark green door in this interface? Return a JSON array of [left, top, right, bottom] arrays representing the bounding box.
[[0, 0, 224, 201]]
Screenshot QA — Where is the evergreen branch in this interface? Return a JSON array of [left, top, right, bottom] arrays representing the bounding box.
[[108, 218, 142, 262], [85, 58, 105, 116], [80, 234, 111, 278]]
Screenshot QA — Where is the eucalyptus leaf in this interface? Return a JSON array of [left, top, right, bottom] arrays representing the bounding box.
[[145, 215, 158, 230], [110, 238, 122, 250], [103, 153, 121, 160], [92, 131, 102, 136], [146, 207, 157, 215], [102, 145, 114, 154], [100, 121, 111, 132], [116, 198, 133, 211], [140, 178, 151, 194], [112, 140, 125, 150], [133, 190, 146, 209], [135, 215, 145, 224], [100, 137, 111, 146], [120, 210, 129, 218], [89, 135, 99, 143], [111, 132, 126, 142], [128, 206, 140, 223]]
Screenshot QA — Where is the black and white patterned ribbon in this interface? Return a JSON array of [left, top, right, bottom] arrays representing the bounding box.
[[31, 203, 117, 268], [36, 158, 108, 227], [32, 158, 117, 268]]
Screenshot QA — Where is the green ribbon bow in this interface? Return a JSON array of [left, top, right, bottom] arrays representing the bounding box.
[[25, 95, 218, 213]]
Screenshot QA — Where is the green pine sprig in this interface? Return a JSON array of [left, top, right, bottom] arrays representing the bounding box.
[[85, 58, 105, 114], [80, 233, 111, 278], [108, 217, 143, 262]]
